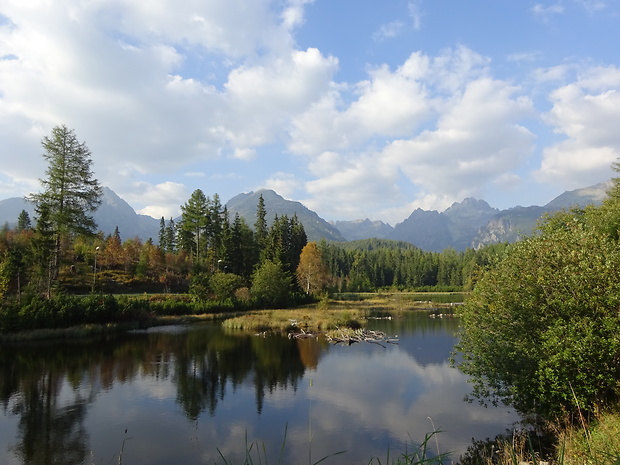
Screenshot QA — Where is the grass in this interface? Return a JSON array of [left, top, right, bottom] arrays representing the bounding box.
[[214, 427, 449, 465], [556, 409, 620, 465], [221, 302, 370, 332], [457, 408, 620, 465], [221, 293, 462, 333]]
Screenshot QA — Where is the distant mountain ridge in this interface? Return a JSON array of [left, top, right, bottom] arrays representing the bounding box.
[[0, 187, 161, 242], [225, 189, 346, 243], [330, 181, 612, 251], [0, 181, 612, 251]]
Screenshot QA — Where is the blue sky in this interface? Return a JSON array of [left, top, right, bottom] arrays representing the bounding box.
[[1, 0, 619, 225]]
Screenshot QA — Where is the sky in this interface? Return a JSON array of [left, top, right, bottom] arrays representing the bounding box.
[[1, 0, 619, 225]]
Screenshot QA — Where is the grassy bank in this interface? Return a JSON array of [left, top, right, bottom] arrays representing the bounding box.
[[557, 409, 620, 464], [221, 293, 462, 333]]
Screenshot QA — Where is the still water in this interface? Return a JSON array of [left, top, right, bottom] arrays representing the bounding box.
[[0, 313, 518, 464]]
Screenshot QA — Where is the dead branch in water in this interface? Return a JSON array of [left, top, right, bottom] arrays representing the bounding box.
[[326, 328, 399, 348]]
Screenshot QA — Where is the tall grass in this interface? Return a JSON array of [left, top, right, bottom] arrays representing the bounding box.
[[556, 410, 620, 465], [214, 428, 449, 465]]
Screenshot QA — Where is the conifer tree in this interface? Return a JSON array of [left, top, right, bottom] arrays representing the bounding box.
[[28, 125, 102, 295], [178, 189, 209, 264], [17, 210, 31, 231]]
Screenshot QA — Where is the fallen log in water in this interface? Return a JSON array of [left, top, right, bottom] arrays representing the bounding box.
[[326, 328, 399, 348]]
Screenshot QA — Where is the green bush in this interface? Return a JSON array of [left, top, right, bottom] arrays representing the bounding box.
[[456, 212, 620, 420]]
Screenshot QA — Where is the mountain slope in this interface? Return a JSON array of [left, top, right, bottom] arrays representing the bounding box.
[[226, 189, 346, 242], [388, 208, 453, 252], [330, 219, 394, 241], [544, 180, 612, 209], [472, 182, 612, 249], [0, 187, 160, 241]]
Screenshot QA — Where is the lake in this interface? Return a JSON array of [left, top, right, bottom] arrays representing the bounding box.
[[0, 311, 518, 464]]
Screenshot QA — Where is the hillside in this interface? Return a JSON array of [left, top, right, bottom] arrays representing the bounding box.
[[0, 187, 160, 241], [225, 189, 346, 243]]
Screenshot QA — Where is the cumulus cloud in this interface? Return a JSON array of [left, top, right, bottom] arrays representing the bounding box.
[[263, 172, 301, 199], [1, 0, 617, 225], [536, 66, 620, 187], [289, 46, 533, 221], [131, 182, 189, 220]]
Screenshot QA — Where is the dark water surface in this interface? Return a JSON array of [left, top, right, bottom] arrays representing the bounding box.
[[0, 312, 517, 464]]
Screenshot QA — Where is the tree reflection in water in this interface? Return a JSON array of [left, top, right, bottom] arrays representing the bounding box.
[[0, 323, 316, 463], [0, 317, 516, 464]]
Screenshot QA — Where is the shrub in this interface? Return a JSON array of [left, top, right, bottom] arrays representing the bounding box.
[[456, 213, 620, 420]]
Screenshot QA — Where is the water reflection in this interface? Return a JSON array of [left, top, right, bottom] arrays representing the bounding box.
[[0, 314, 516, 464]]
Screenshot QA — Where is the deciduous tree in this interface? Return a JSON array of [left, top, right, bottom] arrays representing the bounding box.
[[296, 242, 328, 295], [251, 259, 292, 308]]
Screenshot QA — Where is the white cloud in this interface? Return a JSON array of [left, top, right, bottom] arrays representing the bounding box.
[[289, 47, 533, 221], [262, 172, 300, 199], [281, 0, 315, 31], [382, 77, 534, 208], [507, 51, 543, 63], [223, 47, 338, 147], [536, 66, 620, 187], [1, 0, 617, 225], [289, 50, 436, 157], [130, 182, 189, 219], [575, 0, 607, 13], [303, 151, 401, 220], [408, 0, 423, 30], [232, 148, 257, 161], [373, 1, 422, 41], [372, 21, 405, 42], [532, 64, 574, 83], [531, 3, 565, 19]]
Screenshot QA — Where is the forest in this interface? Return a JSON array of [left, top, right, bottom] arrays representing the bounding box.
[[0, 135, 513, 338], [0, 190, 506, 306]]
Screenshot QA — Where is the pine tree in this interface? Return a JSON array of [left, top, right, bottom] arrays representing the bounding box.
[[254, 194, 268, 254], [17, 210, 31, 231], [27, 125, 102, 295], [165, 218, 176, 253], [159, 217, 167, 249], [178, 189, 209, 264]]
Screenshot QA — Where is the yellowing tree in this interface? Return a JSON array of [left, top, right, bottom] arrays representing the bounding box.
[[296, 242, 328, 295]]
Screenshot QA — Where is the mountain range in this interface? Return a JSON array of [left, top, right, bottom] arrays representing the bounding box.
[[0, 181, 612, 252]]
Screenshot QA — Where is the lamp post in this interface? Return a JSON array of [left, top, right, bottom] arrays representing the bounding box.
[[92, 246, 99, 292]]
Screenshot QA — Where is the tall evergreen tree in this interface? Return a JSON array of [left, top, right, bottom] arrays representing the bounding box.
[[17, 210, 31, 231], [27, 125, 102, 295], [30, 203, 56, 296], [254, 194, 268, 254], [178, 189, 209, 264], [159, 217, 167, 249], [165, 217, 176, 253]]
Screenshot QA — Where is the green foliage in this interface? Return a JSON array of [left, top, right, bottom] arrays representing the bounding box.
[[27, 125, 102, 295], [0, 294, 151, 332], [178, 189, 209, 261], [0, 253, 9, 301], [16, 210, 31, 231], [318, 240, 506, 292], [456, 209, 620, 420], [261, 214, 307, 276], [189, 272, 211, 301], [251, 260, 293, 308], [210, 272, 244, 301], [28, 125, 102, 236]]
